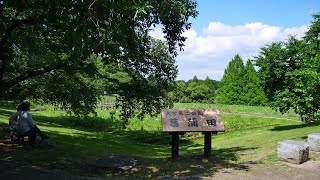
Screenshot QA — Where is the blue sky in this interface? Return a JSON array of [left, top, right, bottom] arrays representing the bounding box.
[[151, 0, 320, 80], [192, 0, 318, 30]]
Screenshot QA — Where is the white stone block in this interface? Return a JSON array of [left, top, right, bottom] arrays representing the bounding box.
[[278, 140, 309, 164], [308, 133, 320, 152]]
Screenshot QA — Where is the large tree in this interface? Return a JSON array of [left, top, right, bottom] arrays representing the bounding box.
[[255, 13, 320, 121], [241, 60, 267, 106], [0, 0, 198, 117], [201, 76, 215, 103], [216, 55, 266, 106], [215, 54, 245, 105]]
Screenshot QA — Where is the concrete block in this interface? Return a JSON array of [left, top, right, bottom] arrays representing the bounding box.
[[278, 140, 309, 164], [308, 133, 320, 152]]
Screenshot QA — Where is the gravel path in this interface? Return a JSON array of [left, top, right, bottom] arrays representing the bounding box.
[[211, 160, 320, 180]]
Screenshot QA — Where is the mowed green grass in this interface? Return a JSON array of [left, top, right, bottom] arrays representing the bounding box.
[[0, 103, 319, 178]]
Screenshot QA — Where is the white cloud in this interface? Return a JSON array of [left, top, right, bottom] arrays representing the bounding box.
[[149, 28, 165, 41], [150, 22, 309, 81]]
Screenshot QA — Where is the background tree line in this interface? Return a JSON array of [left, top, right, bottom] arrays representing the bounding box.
[[169, 55, 267, 106], [168, 76, 218, 103], [170, 13, 320, 122], [255, 13, 320, 122]]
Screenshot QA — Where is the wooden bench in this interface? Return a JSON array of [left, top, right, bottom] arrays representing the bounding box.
[[10, 130, 30, 145]]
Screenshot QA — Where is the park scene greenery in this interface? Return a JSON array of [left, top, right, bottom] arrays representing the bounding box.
[[1, 0, 320, 179], [1, 102, 320, 178]]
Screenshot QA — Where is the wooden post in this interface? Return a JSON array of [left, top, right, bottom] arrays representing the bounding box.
[[171, 132, 179, 158], [203, 132, 212, 157]]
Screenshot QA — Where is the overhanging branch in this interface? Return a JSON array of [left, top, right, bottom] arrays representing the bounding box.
[[0, 17, 37, 48], [0, 63, 65, 93]]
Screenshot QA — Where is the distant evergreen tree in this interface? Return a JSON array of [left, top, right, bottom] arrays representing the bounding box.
[[211, 79, 220, 90], [203, 76, 215, 103], [216, 55, 267, 106], [241, 60, 267, 106], [215, 54, 245, 104]]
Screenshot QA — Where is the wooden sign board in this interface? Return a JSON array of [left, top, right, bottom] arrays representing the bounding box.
[[161, 109, 225, 132]]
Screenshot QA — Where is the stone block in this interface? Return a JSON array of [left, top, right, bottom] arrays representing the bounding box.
[[308, 133, 320, 152], [278, 140, 309, 164]]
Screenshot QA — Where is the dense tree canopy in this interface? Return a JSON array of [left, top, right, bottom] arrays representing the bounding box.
[[0, 0, 198, 117], [215, 54, 245, 104], [255, 13, 320, 121], [241, 60, 267, 106], [169, 81, 189, 103], [202, 76, 216, 102], [169, 76, 217, 103], [216, 55, 266, 106], [185, 76, 214, 103]]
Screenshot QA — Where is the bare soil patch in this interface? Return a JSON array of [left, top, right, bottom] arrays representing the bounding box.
[[210, 152, 320, 180]]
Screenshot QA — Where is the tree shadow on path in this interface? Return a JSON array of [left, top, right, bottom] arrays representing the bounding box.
[[270, 121, 320, 131], [90, 145, 257, 179]]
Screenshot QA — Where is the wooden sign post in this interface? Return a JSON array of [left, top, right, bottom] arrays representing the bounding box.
[[161, 109, 225, 158]]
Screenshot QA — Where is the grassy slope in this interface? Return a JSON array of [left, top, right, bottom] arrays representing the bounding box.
[[0, 103, 319, 178]]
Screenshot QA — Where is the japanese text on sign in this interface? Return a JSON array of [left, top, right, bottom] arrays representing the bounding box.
[[161, 109, 225, 132]]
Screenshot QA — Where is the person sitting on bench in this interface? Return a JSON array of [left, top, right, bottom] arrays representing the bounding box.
[[16, 101, 48, 147], [9, 104, 22, 131], [9, 104, 23, 141]]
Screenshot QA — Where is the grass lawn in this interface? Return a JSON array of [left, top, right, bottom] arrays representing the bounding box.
[[0, 102, 319, 178]]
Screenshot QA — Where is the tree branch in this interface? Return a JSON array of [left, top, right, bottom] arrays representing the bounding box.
[[0, 17, 39, 91], [0, 17, 37, 48], [0, 63, 65, 93]]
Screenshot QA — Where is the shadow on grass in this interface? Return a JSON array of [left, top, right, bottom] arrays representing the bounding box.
[[113, 146, 257, 179], [0, 108, 188, 145], [0, 108, 120, 132], [270, 121, 320, 131], [109, 130, 198, 145]]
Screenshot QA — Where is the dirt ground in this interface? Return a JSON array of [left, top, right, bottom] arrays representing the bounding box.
[[211, 160, 320, 180], [0, 139, 119, 180], [1, 138, 320, 180]]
